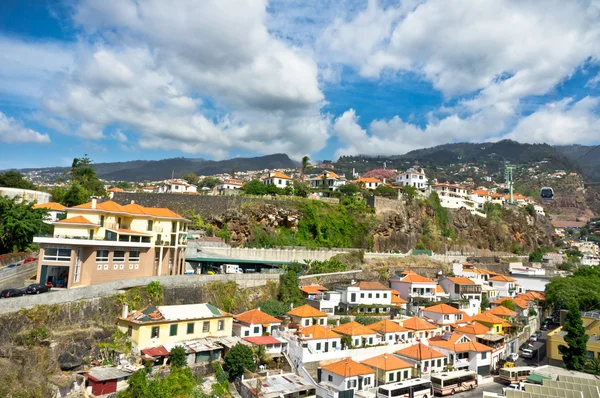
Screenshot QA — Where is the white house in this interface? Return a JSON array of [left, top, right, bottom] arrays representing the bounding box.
[[33, 202, 66, 223], [421, 304, 469, 332], [401, 316, 440, 340], [287, 305, 328, 327], [431, 184, 484, 216], [262, 171, 292, 189], [332, 321, 379, 348], [335, 281, 392, 314], [427, 333, 493, 376], [354, 177, 382, 190], [454, 323, 505, 371], [318, 358, 375, 393], [233, 309, 281, 337], [216, 179, 244, 194], [306, 290, 342, 315], [298, 324, 342, 354], [395, 167, 428, 191], [368, 319, 410, 344], [310, 171, 347, 191], [361, 354, 413, 384], [242, 335, 287, 359], [394, 342, 447, 375], [438, 277, 482, 317], [157, 179, 197, 194], [488, 275, 517, 298], [389, 270, 437, 303]]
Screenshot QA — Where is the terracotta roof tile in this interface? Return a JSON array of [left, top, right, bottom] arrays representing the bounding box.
[[361, 354, 412, 371], [321, 358, 375, 377], [453, 323, 491, 335], [369, 320, 407, 334], [351, 281, 391, 290], [392, 295, 408, 305], [56, 215, 96, 225], [486, 306, 518, 317], [472, 312, 512, 327], [446, 277, 475, 285], [402, 316, 437, 331], [355, 177, 382, 183], [287, 305, 327, 318], [300, 285, 328, 294], [243, 336, 282, 345], [396, 342, 445, 359], [422, 303, 462, 315], [428, 334, 493, 353], [71, 200, 184, 219], [332, 321, 376, 336], [392, 273, 434, 283], [265, 171, 292, 180], [234, 309, 281, 325], [489, 275, 516, 282], [299, 324, 341, 340], [436, 285, 446, 293], [33, 202, 65, 211]]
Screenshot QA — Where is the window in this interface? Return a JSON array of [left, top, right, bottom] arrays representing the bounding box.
[[496, 326, 500, 333], [147, 220, 153, 231], [360, 293, 364, 298], [328, 375, 333, 382], [363, 377, 370, 386], [244, 330, 249, 336], [203, 322, 210, 333], [376, 293, 380, 299], [368, 337, 373, 345], [354, 339, 360, 346], [96, 250, 109, 262], [304, 319, 310, 326], [389, 373, 394, 382], [187, 323, 194, 334], [316, 342, 322, 351], [320, 318, 325, 325], [403, 370, 409, 379], [437, 359, 442, 367], [129, 250, 140, 262], [254, 326, 260, 334], [170, 324, 178, 336], [218, 320, 224, 331], [151, 326, 160, 338], [482, 352, 487, 360], [113, 250, 125, 262], [383, 293, 387, 298], [351, 293, 356, 302], [443, 315, 450, 321], [44, 248, 71, 262], [332, 341, 337, 348], [113, 264, 118, 270], [368, 293, 372, 298], [586, 351, 595, 359], [100, 215, 105, 227]]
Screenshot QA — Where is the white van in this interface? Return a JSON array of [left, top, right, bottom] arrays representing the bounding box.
[[521, 348, 535, 359]]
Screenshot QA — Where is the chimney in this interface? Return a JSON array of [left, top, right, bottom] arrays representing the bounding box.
[[290, 303, 294, 310], [257, 307, 261, 312], [336, 319, 340, 327], [130, 200, 135, 204], [91, 198, 97, 209], [122, 302, 129, 318]]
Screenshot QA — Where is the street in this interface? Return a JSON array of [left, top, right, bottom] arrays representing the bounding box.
[[513, 328, 549, 367], [462, 381, 506, 397]]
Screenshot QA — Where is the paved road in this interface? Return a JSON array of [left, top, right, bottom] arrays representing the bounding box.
[[514, 329, 549, 367], [464, 381, 506, 397]]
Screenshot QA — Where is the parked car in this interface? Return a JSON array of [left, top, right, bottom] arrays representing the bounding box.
[[530, 335, 538, 342], [23, 257, 36, 264], [0, 288, 24, 298], [6, 263, 17, 269], [26, 283, 51, 295], [507, 353, 519, 362]]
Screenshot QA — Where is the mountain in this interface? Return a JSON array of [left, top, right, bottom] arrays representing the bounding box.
[[18, 153, 297, 182]]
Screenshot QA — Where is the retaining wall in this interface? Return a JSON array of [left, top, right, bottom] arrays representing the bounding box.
[[198, 247, 352, 262], [0, 273, 279, 314]]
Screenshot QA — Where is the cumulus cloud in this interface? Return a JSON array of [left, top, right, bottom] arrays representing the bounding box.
[[0, 112, 50, 144]]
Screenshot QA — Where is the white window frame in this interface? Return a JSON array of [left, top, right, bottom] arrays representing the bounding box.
[[43, 247, 71, 262]]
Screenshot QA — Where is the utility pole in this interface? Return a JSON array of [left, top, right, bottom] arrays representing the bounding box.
[[505, 165, 515, 205]]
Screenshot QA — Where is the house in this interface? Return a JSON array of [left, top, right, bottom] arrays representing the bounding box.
[[298, 324, 342, 354], [233, 309, 281, 337], [332, 321, 379, 347], [354, 177, 382, 190], [243, 336, 287, 359], [453, 323, 505, 371], [438, 277, 482, 316], [488, 275, 517, 298], [216, 179, 244, 194], [547, 311, 600, 367], [389, 270, 437, 303], [395, 167, 428, 191], [318, 358, 376, 393], [361, 354, 413, 384], [33, 199, 189, 288], [390, 289, 408, 310], [336, 281, 392, 314], [452, 263, 497, 284], [141, 186, 156, 193], [306, 290, 342, 315], [395, 342, 447, 375], [435, 285, 449, 301], [262, 171, 292, 188], [157, 179, 197, 194], [427, 333, 493, 376], [421, 303, 468, 332], [85, 367, 133, 396], [369, 319, 410, 344], [241, 371, 316, 398], [287, 305, 328, 327], [33, 201, 66, 223], [300, 285, 328, 298], [471, 312, 512, 335], [117, 303, 232, 351], [401, 316, 439, 339], [309, 171, 346, 191], [486, 305, 518, 319], [490, 297, 529, 317]]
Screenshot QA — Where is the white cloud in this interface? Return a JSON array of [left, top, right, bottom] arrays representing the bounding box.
[[0, 112, 50, 144], [110, 130, 128, 142]]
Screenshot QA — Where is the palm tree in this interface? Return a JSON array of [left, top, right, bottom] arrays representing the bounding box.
[[252, 344, 272, 367], [300, 156, 311, 182]]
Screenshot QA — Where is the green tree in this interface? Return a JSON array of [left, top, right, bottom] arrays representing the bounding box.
[[400, 185, 418, 201], [258, 299, 289, 318], [243, 180, 267, 195], [114, 181, 133, 190], [278, 263, 304, 307], [266, 184, 279, 195], [119, 370, 150, 398], [341, 335, 353, 349], [300, 156, 311, 181], [224, 343, 256, 379], [182, 172, 199, 185], [529, 247, 551, 262], [374, 184, 396, 198], [0, 171, 35, 189], [61, 182, 90, 207], [0, 196, 48, 254], [338, 182, 360, 197], [292, 180, 310, 198], [71, 154, 105, 196], [198, 176, 222, 189], [169, 345, 187, 369], [559, 303, 589, 371], [585, 357, 600, 375], [480, 294, 490, 311], [500, 299, 519, 312]]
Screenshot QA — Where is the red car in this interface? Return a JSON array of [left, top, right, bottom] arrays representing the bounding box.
[[23, 257, 36, 264]]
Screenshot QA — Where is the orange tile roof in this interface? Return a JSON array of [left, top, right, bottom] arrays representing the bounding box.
[[361, 354, 412, 371], [458, 311, 472, 323], [287, 305, 327, 318], [400, 270, 416, 275], [234, 309, 281, 325], [33, 202, 65, 211], [428, 334, 493, 353], [351, 281, 391, 290], [321, 358, 375, 377], [486, 306, 518, 317], [396, 342, 446, 359], [393, 273, 434, 283], [392, 295, 408, 305], [299, 324, 341, 340], [391, 289, 401, 295], [423, 303, 462, 315], [453, 323, 491, 335], [71, 200, 184, 219], [108, 187, 125, 192], [472, 312, 512, 327], [333, 321, 376, 336], [436, 285, 446, 293], [489, 275, 516, 282], [122, 203, 149, 215], [369, 320, 407, 334], [108, 228, 152, 236], [446, 277, 475, 285], [472, 190, 490, 196], [355, 177, 382, 183], [490, 298, 527, 309], [56, 215, 96, 225], [300, 285, 328, 294], [143, 207, 183, 218], [316, 170, 341, 179], [402, 316, 437, 331], [266, 171, 292, 179]]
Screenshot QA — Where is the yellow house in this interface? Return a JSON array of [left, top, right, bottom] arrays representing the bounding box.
[[117, 303, 233, 352], [471, 312, 512, 335], [547, 314, 600, 366], [361, 354, 413, 384]]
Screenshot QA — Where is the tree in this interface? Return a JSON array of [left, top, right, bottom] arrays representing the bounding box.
[[266, 184, 279, 195], [586, 357, 600, 375], [119, 370, 150, 398], [61, 182, 91, 207], [0, 171, 35, 190], [198, 176, 222, 189], [559, 303, 589, 371], [258, 299, 289, 318], [182, 172, 199, 185], [229, 168, 236, 179], [480, 294, 490, 311], [71, 154, 105, 196], [252, 344, 271, 366], [338, 183, 360, 197], [115, 181, 133, 190], [500, 299, 519, 312], [292, 180, 310, 198], [529, 247, 551, 263], [278, 263, 304, 307], [0, 196, 48, 254], [341, 335, 353, 349], [224, 343, 256, 379], [300, 156, 311, 181], [169, 345, 187, 369], [374, 184, 397, 198], [243, 180, 267, 195], [400, 185, 418, 201]]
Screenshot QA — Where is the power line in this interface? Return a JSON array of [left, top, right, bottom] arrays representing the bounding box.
[[576, 144, 600, 161]]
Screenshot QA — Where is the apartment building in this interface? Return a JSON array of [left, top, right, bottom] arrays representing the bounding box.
[[438, 276, 482, 316], [335, 281, 392, 314], [389, 271, 437, 303], [33, 199, 189, 288]]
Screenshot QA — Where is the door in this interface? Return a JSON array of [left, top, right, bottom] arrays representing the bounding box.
[[324, 342, 329, 352], [358, 378, 362, 391]]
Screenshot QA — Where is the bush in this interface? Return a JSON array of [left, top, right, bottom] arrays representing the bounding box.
[[339, 316, 352, 324], [258, 299, 289, 318], [224, 343, 256, 379], [354, 316, 379, 325]]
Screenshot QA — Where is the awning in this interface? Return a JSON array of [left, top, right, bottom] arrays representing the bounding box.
[[526, 373, 553, 384], [141, 346, 170, 357]]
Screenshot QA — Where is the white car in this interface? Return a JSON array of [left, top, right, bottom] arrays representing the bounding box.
[[530, 335, 538, 342], [507, 353, 519, 362]]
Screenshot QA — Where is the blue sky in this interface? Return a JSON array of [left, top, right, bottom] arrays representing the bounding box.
[[1, 0, 600, 169]]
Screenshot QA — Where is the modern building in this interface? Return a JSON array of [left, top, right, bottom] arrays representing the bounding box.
[[395, 167, 428, 191], [117, 303, 232, 351], [287, 305, 328, 327], [547, 311, 600, 367], [309, 171, 347, 191], [33, 201, 66, 223], [318, 358, 375, 394], [262, 171, 292, 188], [361, 354, 413, 384], [33, 199, 189, 288], [233, 309, 281, 337]]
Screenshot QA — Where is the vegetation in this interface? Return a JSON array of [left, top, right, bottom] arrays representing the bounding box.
[[374, 184, 397, 198], [305, 258, 349, 275], [169, 345, 187, 369], [500, 299, 519, 312], [182, 172, 200, 185], [300, 156, 312, 181], [0, 196, 49, 254], [341, 335, 353, 349], [529, 247, 552, 262], [354, 316, 380, 325], [118, 367, 195, 398], [400, 185, 418, 201], [278, 263, 304, 308], [0, 170, 36, 190], [545, 267, 600, 311], [243, 179, 268, 195], [50, 155, 106, 206], [224, 343, 256, 379], [480, 294, 490, 311], [257, 299, 289, 318], [559, 303, 589, 371]]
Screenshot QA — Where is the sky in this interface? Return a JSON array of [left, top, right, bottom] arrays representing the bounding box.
[[1, 0, 600, 169]]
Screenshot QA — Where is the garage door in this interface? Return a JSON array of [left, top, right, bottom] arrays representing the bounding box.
[[477, 365, 490, 376]]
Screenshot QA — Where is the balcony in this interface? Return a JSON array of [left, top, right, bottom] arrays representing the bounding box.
[[34, 235, 153, 248]]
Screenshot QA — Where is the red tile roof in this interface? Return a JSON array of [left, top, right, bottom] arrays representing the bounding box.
[[33, 202, 65, 211], [234, 309, 281, 325], [428, 334, 493, 353], [243, 336, 282, 345], [446, 277, 475, 285], [453, 323, 491, 335], [392, 295, 408, 305], [142, 346, 170, 357], [361, 354, 412, 371], [423, 303, 462, 315], [300, 285, 328, 294], [393, 273, 434, 283], [396, 342, 445, 359], [321, 358, 375, 377], [472, 312, 512, 327], [402, 316, 437, 331], [489, 275, 516, 282], [333, 321, 376, 336], [287, 305, 327, 318], [486, 306, 518, 317]]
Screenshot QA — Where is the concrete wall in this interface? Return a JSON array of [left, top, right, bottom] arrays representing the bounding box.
[[198, 247, 352, 262], [0, 273, 279, 314], [366, 196, 405, 214]]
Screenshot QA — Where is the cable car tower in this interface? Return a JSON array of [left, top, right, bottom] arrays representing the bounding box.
[[505, 165, 515, 205]]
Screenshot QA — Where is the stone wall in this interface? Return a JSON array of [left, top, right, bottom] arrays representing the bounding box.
[[197, 246, 352, 262], [366, 196, 405, 214]]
